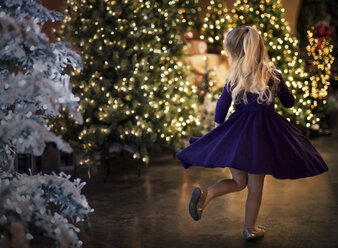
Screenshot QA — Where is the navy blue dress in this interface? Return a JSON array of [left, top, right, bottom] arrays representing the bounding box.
[[176, 71, 328, 179]]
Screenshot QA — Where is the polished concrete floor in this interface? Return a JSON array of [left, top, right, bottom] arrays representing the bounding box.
[[73, 125, 338, 248]]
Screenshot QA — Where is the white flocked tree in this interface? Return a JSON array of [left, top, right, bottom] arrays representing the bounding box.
[[0, 1, 93, 247]]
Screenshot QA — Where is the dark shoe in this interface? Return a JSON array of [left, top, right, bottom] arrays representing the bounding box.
[[189, 187, 208, 221], [243, 227, 265, 241]]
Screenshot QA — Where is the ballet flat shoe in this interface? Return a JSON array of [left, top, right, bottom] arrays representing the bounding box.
[[189, 187, 208, 221], [243, 227, 265, 241]]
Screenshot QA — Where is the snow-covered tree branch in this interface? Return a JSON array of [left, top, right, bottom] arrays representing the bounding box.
[[0, 1, 93, 247], [0, 1, 83, 171], [0, 171, 94, 248]]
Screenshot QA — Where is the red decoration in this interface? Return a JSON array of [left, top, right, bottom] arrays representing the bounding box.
[[313, 14, 333, 39], [312, 15, 333, 51], [314, 25, 333, 38]]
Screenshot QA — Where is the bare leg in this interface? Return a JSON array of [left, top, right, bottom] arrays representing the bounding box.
[[203, 168, 248, 208], [244, 173, 265, 229]]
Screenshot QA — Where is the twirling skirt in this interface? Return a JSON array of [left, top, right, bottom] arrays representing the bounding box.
[[176, 110, 328, 179]]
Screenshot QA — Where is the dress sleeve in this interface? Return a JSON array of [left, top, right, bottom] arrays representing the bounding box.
[[276, 72, 295, 108], [214, 81, 232, 124]]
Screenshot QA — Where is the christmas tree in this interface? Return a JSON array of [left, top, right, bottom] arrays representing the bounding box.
[[305, 26, 335, 131], [0, 0, 92, 246], [51, 0, 202, 172], [296, 0, 337, 85], [229, 0, 315, 131], [0, 0, 82, 171], [200, 0, 230, 53]]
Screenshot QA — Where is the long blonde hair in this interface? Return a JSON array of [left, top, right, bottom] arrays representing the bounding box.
[[223, 26, 280, 105]]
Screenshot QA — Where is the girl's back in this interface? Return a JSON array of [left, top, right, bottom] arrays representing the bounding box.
[[233, 70, 295, 112], [215, 70, 295, 123]]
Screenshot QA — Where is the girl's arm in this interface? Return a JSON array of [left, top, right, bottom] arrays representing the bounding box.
[[214, 81, 232, 127], [276, 72, 295, 108]]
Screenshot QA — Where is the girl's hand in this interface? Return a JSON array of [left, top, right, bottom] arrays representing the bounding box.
[[215, 122, 221, 128]]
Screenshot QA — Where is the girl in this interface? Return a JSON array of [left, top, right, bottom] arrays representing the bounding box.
[[176, 26, 328, 241]]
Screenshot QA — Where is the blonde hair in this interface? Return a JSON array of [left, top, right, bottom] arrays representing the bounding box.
[[223, 26, 280, 105]]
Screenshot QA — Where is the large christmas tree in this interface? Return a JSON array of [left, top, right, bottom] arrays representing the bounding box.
[[229, 0, 315, 131], [51, 0, 202, 171]]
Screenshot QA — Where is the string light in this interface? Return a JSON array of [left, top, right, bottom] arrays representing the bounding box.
[[200, 0, 230, 52]]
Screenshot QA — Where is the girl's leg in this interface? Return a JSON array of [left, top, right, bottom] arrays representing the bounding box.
[[203, 168, 248, 208], [244, 173, 265, 229]]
